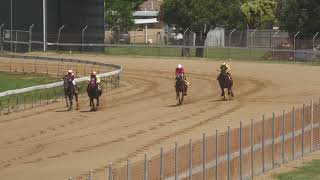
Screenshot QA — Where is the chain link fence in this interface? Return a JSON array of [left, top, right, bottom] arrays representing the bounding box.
[[2, 26, 320, 61], [75, 100, 320, 180]]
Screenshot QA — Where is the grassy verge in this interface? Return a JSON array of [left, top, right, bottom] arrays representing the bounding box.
[[0, 71, 57, 92], [277, 159, 320, 180], [104, 46, 267, 59]]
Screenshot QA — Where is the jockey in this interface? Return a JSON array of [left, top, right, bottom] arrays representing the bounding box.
[[218, 62, 232, 80], [175, 64, 185, 78], [67, 69, 76, 85], [175, 64, 189, 95], [90, 71, 102, 91]]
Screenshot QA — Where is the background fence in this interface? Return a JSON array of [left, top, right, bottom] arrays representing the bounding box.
[[0, 54, 121, 115], [78, 100, 320, 180], [1, 27, 320, 61]]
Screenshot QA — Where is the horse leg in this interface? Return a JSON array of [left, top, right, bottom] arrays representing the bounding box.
[[230, 88, 234, 97], [221, 88, 226, 99], [90, 98, 94, 111], [75, 94, 79, 109], [65, 96, 69, 107], [178, 92, 182, 105], [69, 95, 73, 110], [92, 99, 96, 111], [181, 92, 184, 105], [176, 90, 179, 100]]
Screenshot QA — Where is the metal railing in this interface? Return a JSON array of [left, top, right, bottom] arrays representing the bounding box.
[[0, 54, 122, 115], [78, 100, 320, 180]]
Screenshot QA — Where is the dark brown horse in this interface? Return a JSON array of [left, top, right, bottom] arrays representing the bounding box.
[[63, 75, 79, 110], [87, 78, 102, 111], [175, 73, 187, 105], [217, 72, 234, 100]]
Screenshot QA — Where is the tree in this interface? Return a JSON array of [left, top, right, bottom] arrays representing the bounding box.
[[241, 0, 278, 29], [105, 0, 145, 32], [160, 0, 246, 57], [276, 0, 320, 37]]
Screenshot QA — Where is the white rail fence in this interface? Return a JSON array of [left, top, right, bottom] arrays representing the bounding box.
[[0, 54, 122, 114]]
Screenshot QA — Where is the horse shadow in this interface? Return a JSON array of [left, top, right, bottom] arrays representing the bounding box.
[[56, 109, 73, 112], [167, 104, 181, 107], [211, 98, 230, 102], [79, 109, 95, 113]]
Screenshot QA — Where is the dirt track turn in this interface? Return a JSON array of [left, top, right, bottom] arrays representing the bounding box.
[[0, 54, 319, 180]]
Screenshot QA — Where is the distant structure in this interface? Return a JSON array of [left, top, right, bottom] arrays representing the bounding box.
[[0, 0, 105, 52], [140, 0, 163, 11]]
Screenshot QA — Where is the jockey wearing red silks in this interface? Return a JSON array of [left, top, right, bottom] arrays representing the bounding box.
[[175, 64, 189, 95]]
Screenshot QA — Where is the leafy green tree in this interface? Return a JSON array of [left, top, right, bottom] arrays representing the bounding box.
[[160, 0, 245, 57], [105, 0, 145, 32], [241, 0, 278, 29], [276, 0, 320, 37]]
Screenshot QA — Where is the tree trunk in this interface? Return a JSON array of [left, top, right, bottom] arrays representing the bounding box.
[[195, 32, 206, 57]]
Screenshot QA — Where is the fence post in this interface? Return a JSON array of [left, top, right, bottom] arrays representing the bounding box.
[[57, 25, 65, 51], [189, 139, 192, 180], [262, 114, 265, 173], [46, 91, 49, 105], [160, 147, 164, 180], [282, 110, 286, 164], [250, 29, 257, 57], [215, 129, 218, 180], [175, 141, 179, 180], [108, 164, 113, 180], [0, 23, 4, 52], [144, 154, 148, 180], [302, 104, 305, 157], [251, 119, 254, 179], [272, 31, 280, 59], [227, 126, 230, 180], [293, 31, 300, 61], [228, 29, 236, 59], [272, 112, 275, 169], [313, 32, 319, 50], [81, 25, 88, 52], [203, 133, 206, 180], [240, 121, 243, 180], [127, 159, 131, 180], [311, 100, 314, 153], [292, 106, 295, 160], [23, 95, 26, 110], [28, 24, 34, 52], [89, 169, 93, 180]]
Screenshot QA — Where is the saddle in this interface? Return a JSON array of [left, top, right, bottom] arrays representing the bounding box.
[[218, 72, 232, 81]]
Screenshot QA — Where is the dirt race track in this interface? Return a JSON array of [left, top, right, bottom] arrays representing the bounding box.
[[0, 54, 320, 180]]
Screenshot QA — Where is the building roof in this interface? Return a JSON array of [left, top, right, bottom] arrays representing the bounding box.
[[134, 18, 159, 25], [133, 11, 159, 17], [140, 0, 163, 11]]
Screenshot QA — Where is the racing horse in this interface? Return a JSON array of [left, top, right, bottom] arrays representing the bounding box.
[[63, 75, 79, 110], [175, 73, 187, 105], [217, 71, 234, 100], [87, 78, 102, 111]]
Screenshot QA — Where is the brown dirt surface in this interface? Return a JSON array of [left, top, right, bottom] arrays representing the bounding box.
[[1, 52, 320, 180]]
